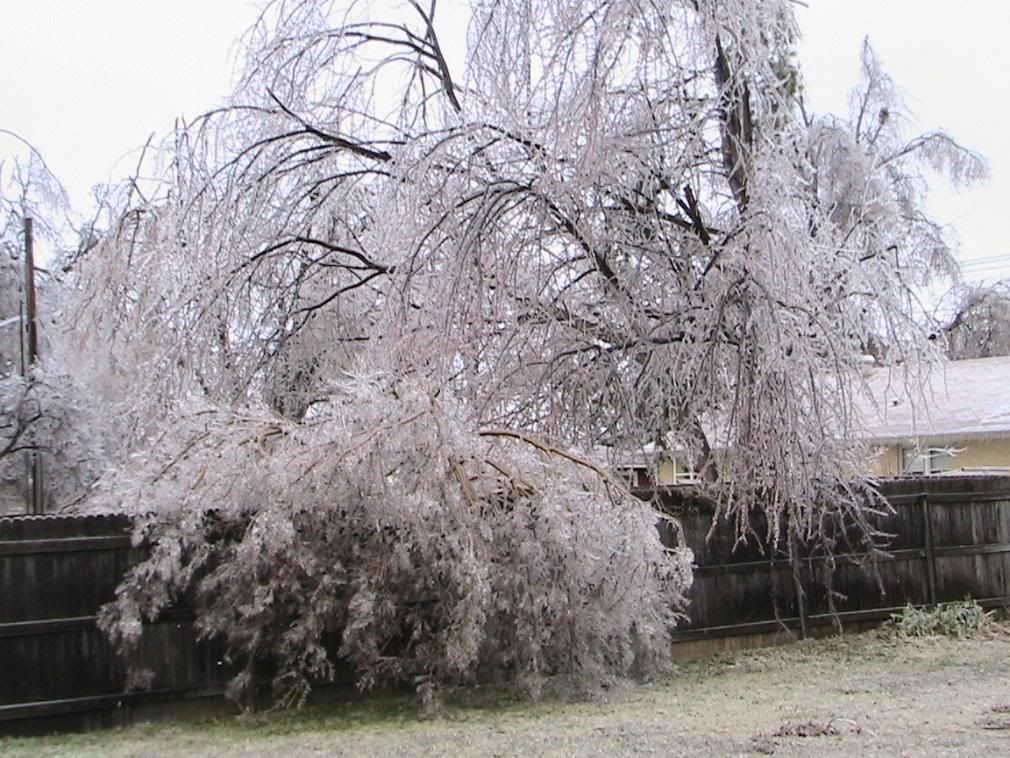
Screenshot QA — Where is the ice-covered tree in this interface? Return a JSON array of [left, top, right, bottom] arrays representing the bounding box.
[[0, 133, 111, 512], [82, 0, 986, 521], [77, 0, 985, 703], [940, 280, 1010, 359]]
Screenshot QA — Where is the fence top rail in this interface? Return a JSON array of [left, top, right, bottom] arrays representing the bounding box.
[[6, 473, 1010, 528], [0, 512, 128, 523], [637, 475, 1010, 508], [0, 512, 132, 541]]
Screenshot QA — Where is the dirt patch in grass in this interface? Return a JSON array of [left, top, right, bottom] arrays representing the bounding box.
[[5, 625, 1010, 756]]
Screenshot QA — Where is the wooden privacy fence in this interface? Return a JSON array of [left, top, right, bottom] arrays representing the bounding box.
[[2, 475, 1010, 733], [662, 476, 1010, 648], [0, 514, 231, 735]]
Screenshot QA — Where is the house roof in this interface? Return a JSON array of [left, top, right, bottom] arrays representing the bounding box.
[[857, 355, 1010, 445]]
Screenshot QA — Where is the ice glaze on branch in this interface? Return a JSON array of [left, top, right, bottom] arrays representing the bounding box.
[[68, 0, 985, 595]]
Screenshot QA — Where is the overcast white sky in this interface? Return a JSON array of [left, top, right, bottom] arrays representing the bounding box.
[[2, 1, 1008, 283]]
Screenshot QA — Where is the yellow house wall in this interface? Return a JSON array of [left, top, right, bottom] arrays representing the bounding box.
[[651, 458, 699, 485], [866, 446, 900, 477], [641, 438, 1010, 482], [949, 438, 1010, 469], [657, 459, 677, 485], [868, 438, 1010, 477]]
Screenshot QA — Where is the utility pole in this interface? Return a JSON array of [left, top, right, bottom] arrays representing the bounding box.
[[23, 217, 43, 514]]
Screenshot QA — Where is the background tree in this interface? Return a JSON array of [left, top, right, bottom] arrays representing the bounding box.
[[941, 281, 1010, 359], [73, 0, 985, 703], [0, 132, 110, 512]]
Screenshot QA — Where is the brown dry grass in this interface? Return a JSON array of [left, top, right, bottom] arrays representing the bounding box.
[[5, 623, 1010, 756]]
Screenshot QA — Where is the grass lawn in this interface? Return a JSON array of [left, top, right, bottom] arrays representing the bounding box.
[[4, 624, 1010, 756]]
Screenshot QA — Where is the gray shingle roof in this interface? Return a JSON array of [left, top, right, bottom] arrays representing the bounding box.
[[857, 356, 1010, 444]]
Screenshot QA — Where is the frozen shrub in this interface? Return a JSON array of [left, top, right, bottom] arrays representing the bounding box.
[[892, 599, 993, 639], [95, 374, 691, 708]]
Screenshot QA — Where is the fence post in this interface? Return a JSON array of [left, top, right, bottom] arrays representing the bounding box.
[[793, 565, 808, 640], [920, 493, 937, 605], [787, 528, 808, 640]]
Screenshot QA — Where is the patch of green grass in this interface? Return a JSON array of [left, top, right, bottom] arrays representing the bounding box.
[[0, 678, 595, 757], [0, 688, 423, 757]]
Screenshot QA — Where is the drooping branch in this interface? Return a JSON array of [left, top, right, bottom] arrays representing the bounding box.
[[408, 1, 462, 114], [266, 90, 396, 162]]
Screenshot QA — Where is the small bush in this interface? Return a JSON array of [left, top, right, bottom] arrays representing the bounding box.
[[891, 599, 992, 638]]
